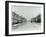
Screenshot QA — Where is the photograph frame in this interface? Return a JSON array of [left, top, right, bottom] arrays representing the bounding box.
[[5, 1, 45, 36]]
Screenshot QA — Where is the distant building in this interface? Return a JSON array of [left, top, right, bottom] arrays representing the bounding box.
[[12, 12, 27, 25], [31, 14, 41, 23]]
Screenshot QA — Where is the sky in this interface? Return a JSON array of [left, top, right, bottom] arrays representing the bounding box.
[[11, 5, 42, 21]]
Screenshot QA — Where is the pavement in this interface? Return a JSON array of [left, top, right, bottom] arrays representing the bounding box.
[[12, 22, 41, 31]]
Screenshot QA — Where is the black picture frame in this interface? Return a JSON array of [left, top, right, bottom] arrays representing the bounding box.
[[5, 1, 45, 36]]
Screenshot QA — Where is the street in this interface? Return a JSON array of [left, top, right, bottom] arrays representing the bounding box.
[[12, 22, 41, 31]]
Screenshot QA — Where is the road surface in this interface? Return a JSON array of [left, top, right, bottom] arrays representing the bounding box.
[[12, 22, 41, 31]]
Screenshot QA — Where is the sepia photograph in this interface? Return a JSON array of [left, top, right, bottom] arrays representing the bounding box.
[[5, 1, 45, 36]]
